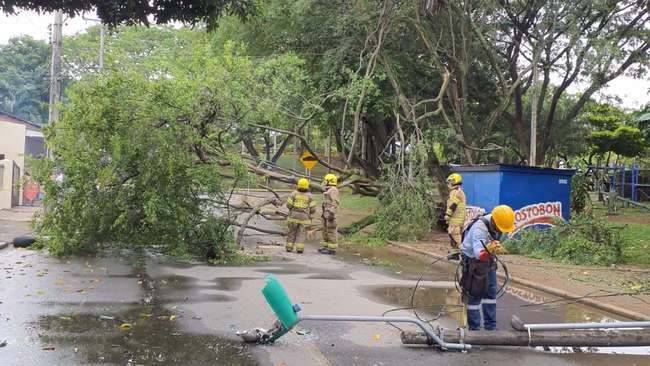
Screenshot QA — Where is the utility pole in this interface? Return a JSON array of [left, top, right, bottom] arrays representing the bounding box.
[[529, 45, 540, 167], [83, 15, 106, 70], [48, 10, 63, 125], [99, 24, 105, 69], [528, 28, 544, 167]]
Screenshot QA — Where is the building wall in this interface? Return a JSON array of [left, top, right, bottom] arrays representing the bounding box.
[[0, 160, 15, 209], [0, 121, 27, 206]]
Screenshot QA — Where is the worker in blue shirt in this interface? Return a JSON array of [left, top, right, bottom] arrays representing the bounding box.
[[460, 205, 515, 331]]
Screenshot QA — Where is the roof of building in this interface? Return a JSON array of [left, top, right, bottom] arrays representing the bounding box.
[[0, 110, 43, 131]]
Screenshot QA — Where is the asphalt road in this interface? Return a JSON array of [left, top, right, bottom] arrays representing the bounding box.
[[1, 238, 649, 365]]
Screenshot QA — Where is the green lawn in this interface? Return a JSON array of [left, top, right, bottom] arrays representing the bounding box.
[[310, 191, 379, 211], [619, 223, 650, 267]]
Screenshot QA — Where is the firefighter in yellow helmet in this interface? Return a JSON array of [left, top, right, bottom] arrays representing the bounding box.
[[318, 173, 340, 254], [285, 178, 317, 254], [445, 173, 466, 250]]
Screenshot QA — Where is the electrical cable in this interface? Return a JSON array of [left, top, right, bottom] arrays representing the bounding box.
[[381, 246, 642, 336], [382, 253, 462, 332]]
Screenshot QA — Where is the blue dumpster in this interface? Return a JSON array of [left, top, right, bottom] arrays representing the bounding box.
[[452, 164, 575, 233]]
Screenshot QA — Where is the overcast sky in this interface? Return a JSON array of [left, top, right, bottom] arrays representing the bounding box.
[[1, 10, 648, 110]]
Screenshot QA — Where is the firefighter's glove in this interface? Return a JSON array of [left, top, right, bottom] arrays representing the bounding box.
[[486, 240, 508, 255]]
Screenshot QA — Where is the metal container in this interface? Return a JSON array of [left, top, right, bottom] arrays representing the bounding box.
[[452, 164, 575, 233]]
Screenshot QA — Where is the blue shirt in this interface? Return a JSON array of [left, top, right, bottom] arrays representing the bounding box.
[[461, 214, 498, 259]]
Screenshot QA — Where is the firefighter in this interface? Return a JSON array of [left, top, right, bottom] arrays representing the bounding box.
[[318, 173, 339, 255], [460, 205, 514, 331], [285, 178, 317, 254], [444, 173, 466, 250]]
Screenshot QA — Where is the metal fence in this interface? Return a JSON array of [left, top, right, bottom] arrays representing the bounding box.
[[589, 165, 650, 202]]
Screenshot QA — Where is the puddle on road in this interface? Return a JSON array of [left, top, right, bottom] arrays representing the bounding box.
[[254, 267, 305, 275], [303, 273, 351, 280], [38, 308, 256, 365], [144, 274, 238, 304], [214, 277, 257, 291], [253, 263, 350, 280], [33, 259, 257, 365], [338, 245, 454, 280], [363, 285, 465, 325]]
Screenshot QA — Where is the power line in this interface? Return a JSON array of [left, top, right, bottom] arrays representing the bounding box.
[[48, 10, 62, 125]]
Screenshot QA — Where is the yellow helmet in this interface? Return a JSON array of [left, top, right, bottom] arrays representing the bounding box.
[[491, 205, 516, 233], [323, 173, 338, 186], [297, 178, 310, 190], [446, 173, 462, 185]]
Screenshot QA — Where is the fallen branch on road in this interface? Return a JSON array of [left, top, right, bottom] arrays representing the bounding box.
[[236, 197, 282, 249]]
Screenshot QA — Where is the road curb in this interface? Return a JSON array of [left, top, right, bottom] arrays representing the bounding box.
[[388, 241, 649, 321]]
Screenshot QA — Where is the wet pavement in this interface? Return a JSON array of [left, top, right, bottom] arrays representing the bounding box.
[[1, 229, 649, 365]]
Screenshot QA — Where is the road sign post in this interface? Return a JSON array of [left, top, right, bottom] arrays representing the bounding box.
[[299, 152, 318, 171]]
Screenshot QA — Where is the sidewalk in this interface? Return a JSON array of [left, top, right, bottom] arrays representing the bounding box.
[[0, 206, 38, 245], [389, 232, 650, 321]]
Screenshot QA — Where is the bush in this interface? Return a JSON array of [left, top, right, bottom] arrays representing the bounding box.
[[374, 190, 433, 241], [505, 215, 623, 266], [570, 172, 594, 215], [373, 143, 438, 242]]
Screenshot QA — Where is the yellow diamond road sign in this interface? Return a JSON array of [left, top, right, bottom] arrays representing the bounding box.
[[299, 151, 318, 170]]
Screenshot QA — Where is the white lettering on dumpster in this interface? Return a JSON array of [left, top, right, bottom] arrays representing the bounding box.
[[463, 206, 486, 231], [513, 201, 563, 234]]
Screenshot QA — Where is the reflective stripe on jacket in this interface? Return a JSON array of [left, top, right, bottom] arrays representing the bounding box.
[[446, 186, 466, 225], [287, 190, 316, 224]]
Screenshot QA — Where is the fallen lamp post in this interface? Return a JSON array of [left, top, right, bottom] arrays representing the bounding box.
[[238, 275, 650, 351]]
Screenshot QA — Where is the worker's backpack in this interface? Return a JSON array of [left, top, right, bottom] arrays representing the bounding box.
[[461, 215, 490, 243]]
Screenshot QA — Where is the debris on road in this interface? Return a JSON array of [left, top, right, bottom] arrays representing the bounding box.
[[119, 323, 133, 330], [296, 328, 311, 336], [12, 236, 36, 248], [99, 315, 114, 320], [236, 328, 268, 343], [0, 340, 7, 348]]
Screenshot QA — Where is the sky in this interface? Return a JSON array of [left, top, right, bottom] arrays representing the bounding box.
[[1, 10, 649, 110]]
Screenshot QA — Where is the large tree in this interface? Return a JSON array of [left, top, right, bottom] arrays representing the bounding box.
[[480, 0, 650, 164], [0, 36, 50, 123]]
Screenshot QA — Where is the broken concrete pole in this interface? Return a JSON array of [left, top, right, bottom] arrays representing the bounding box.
[[401, 329, 650, 347]]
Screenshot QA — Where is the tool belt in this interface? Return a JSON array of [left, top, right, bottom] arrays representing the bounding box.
[[460, 255, 496, 299]]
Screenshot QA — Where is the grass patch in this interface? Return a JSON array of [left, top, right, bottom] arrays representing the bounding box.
[[593, 205, 650, 217], [209, 252, 271, 266], [618, 222, 650, 266], [341, 232, 386, 247], [505, 215, 625, 266], [310, 191, 379, 211], [506, 207, 650, 268], [360, 256, 395, 267]]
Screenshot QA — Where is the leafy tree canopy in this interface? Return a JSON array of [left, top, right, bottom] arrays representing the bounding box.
[[0, 35, 50, 123], [0, 0, 256, 29], [33, 36, 310, 258]]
